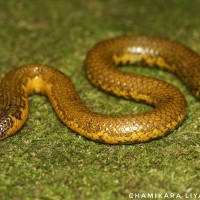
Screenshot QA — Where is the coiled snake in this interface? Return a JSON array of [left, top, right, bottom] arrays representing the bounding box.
[[0, 35, 199, 144]]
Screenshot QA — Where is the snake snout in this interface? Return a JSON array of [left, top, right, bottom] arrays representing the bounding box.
[[0, 116, 14, 140]]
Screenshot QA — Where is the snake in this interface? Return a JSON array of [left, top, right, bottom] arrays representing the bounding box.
[[0, 35, 199, 144]]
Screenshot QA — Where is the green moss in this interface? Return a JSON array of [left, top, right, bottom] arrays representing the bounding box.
[[0, 0, 199, 199]]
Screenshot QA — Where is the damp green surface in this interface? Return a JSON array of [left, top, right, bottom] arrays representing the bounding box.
[[0, 0, 199, 200]]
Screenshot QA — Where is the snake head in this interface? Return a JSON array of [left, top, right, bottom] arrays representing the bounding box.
[[0, 116, 14, 140]]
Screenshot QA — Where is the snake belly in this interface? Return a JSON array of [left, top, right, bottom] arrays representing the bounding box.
[[0, 35, 199, 144]]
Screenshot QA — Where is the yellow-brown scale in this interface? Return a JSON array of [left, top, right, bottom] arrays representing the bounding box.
[[0, 35, 199, 144]]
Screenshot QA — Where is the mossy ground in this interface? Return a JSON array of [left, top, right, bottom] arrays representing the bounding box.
[[0, 0, 199, 200]]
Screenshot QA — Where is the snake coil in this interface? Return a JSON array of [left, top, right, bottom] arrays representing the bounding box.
[[0, 35, 199, 144]]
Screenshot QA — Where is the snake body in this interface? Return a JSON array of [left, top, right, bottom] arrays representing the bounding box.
[[0, 35, 199, 144]]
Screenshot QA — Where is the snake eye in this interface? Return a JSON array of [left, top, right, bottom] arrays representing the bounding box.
[[0, 116, 14, 140]]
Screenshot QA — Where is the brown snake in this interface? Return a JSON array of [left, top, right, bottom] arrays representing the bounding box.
[[0, 35, 199, 144]]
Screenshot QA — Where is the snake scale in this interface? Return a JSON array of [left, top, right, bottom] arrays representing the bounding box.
[[0, 35, 199, 144]]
